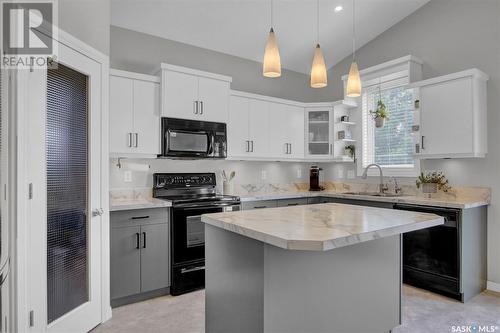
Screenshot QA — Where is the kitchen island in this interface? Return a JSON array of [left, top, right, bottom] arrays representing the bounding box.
[[201, 203, 444, 333]]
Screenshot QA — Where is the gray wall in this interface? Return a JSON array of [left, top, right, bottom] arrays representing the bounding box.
[[319, 0, 500, 285], [59, 0, 111, 55], [110, 26, 326, 103]]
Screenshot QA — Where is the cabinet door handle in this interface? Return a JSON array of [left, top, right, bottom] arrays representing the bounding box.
[[127, 133, 132, 147], [194, 101, 199, 114], [421, 136, 425, 150], [251, 140, 254, 152], [135, 233, 140, 249], [134, 133, 138, 147], [199, 101, 204, 115], [245, 140, 249, 152], [289, 143, 292, 155], [142, 232, 147, 249], [284, 143, 288, 154], [131, 215, 150, 220]]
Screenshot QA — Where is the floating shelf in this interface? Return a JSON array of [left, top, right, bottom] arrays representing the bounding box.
[[340, 121, 356, 126], [339, 139, 356, 143], [309, 120, 329, 124], [309, 141, 329, 144]]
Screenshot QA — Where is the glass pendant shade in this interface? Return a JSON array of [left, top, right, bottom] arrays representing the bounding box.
[[310, 44, 327, 88], [346, 61, 361, 97], [263, 28, 281, 78]]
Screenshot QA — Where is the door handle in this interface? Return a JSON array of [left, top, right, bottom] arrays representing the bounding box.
[[180, 266, 205, 274], [92, 208, 104, 217], [199, 101, 204, 115], [421, 136, 425, 150], [134, 133, 138, 148], [131, 215, 150, 220], [194, 101, 199, 114], [127, 133, 132, 147], [288, 143, 292, 155], [135, 233, 140, 249], [142, 232, 147, 249], [251, 140, 254, 152]]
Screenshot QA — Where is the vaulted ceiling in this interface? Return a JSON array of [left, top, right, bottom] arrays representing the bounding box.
[[111, 0, 430, 74]]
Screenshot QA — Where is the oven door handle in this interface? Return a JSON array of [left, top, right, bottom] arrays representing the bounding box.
[[174, 202, 240, 209], [180, 266, 205, 274]]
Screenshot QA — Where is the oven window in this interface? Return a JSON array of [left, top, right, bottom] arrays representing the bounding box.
[[169, 130, 209, 153], [186, 215, 205, 247]]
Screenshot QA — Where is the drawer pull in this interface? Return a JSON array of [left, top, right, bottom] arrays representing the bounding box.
[[131, 215, 150, 220], [254, 206, 267, 209], [181, 266, 205, 274], [287, 203, 299, 206]]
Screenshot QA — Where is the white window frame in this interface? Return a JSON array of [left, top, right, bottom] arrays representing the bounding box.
[[349, 57, 423, 178]]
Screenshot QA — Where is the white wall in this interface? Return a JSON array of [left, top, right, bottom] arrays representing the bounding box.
[[318, 0, 500, 285], [58, 0, 111, 55]]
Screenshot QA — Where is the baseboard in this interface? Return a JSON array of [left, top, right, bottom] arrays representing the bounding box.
[[487, 281, 500, 293]]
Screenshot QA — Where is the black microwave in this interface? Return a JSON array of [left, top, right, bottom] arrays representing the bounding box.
[[160, 118, 227, 159]]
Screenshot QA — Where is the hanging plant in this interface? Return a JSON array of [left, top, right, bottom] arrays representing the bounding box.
[[370, 100, 388, 128]]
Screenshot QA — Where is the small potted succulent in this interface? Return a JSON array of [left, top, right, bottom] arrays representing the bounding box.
[[370, 100, 388, 128], [416, 171, 451, 195], [344, 145, 355, 158]]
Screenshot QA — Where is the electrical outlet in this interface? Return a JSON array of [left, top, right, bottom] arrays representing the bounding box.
[[337, 169, 344, 179], [296, 168, 302, 179], [261, 170, 267, 180], [124, 171, 132, 183], [347, 170, 355, 179]]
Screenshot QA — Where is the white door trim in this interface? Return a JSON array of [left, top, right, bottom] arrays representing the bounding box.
[[13, 27, 110, 333]]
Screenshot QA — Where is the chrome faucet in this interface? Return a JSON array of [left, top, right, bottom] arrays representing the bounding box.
[[390, 177, 403, 194], [361, 164, 388, 194]]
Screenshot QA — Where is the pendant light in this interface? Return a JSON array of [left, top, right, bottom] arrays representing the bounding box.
[[263, 0, 281, 78], [310, 0, 328, 88], [346, 0, 361, 97]]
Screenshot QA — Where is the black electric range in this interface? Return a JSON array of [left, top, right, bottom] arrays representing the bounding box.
[[153, 173, 240, 295]]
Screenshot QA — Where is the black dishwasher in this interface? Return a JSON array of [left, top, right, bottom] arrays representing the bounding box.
[[394, 204, 461, 300]]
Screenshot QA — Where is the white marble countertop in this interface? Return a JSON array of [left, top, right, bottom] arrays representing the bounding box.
[[110, 198, 172, 212], [239, 190, 489, 209], [202, 203, 444, 251]]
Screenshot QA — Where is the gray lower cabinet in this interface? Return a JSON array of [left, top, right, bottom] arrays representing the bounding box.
[[325, 197, 395, 209], [276, 198, 308, 207], [111, 208, 170, 307], [242, 200, 277, 210], [307, 196, 336, 204]]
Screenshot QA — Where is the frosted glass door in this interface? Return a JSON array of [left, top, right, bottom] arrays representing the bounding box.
[[46, 64, 89, 323]]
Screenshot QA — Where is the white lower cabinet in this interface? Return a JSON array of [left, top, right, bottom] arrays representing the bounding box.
[[110, 69, 160, 157], [410, 69, 488, 159]]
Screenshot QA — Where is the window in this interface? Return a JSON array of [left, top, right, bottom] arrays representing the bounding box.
[[360, 74, 419, 177]]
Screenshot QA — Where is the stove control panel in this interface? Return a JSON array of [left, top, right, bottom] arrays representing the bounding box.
[[154, 173, 216, 188]]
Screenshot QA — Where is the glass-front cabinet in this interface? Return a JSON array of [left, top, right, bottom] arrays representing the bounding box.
[[305, 106, 334, 159]]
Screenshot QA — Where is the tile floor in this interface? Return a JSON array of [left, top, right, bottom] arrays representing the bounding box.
[[92, 286, 500, 333]]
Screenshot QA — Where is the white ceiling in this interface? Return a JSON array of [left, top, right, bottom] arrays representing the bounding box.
[[111, 0, 430, 74]]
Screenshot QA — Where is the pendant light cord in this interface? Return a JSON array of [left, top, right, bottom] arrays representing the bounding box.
[[317, 0, 320, 44], [271, 0, 274, 28], [352, 0, 356, 60]]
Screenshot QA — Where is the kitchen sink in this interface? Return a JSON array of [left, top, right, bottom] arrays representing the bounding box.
[[342, 191, 407, 198]]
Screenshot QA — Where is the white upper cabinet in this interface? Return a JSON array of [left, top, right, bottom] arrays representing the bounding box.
[[109, 69, 160, 157], [160, 63, 232, 123], [228, 91, 304, 161], [305, 106, 334, 160], [269, 103, 304, 159], [410, 69, 488, 159]]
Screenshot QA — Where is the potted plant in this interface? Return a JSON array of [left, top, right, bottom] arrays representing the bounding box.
[[370, 100, 388, 128], [416, 171, 451, 194], [344, 145, 355, 158]]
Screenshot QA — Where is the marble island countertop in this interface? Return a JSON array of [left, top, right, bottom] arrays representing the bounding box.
[[201, 203, 444, 251]]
